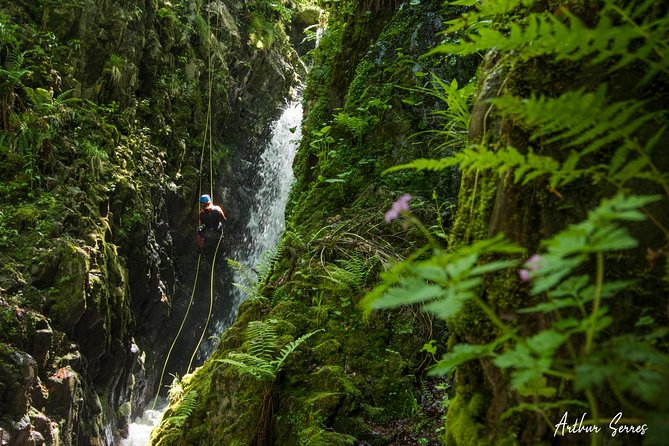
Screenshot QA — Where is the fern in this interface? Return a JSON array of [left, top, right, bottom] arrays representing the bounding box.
[[21, 86, 79, 115], [385, 145, 565, 186], [367, 194, 667, 407], [0, 50, 29, 85], [321, 255, 373, 293], [272, 329, 323, 375], [228, 241, 285, 300], [361, 234, 522, 319], [374, 0, 669, 441], [228, 258, 262, 299], [445, 0, 537, 32], [245, 319, 279, 360], [436, 2, 669, 80], [221, 354, 276, 381], [449, 0, 535, 15], [217, 321, 323, 383], [164, 390, 198, 428], [386, 84, 665, 190], [492, 86, 656, 154], [406, 76, 475, 154]]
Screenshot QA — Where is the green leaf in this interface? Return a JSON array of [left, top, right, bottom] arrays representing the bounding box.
[[470, 259, 519, 275], [445, 253, 478, 278], [493, 344, 532, 369], [531, 255, 586, 295], [510, 367, 545, 390], [526, 330, 568, 355], [371, 280, 447, 310], [429, 342, 493, 376], [517, 376, 556, 398], [422, 284, 477, 320], [518, 297, 580, 314], [421, 340, 438, 355]]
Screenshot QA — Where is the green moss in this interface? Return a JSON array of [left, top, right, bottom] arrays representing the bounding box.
[[311, 339, 342, 363], [297, 427, 356, 446], [47, 241, 88, 331], [442, 393, 485, 446]]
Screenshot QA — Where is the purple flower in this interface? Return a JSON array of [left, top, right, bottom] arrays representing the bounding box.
[[519, 254, 543, 282], [385, 194, 412, 223]]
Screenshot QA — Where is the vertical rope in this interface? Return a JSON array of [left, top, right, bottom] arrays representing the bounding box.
[[151, 255, 202, 410], [188, 233, 223, 372]]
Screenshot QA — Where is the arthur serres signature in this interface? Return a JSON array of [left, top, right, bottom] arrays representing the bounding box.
[[554, 412, 648, 437]]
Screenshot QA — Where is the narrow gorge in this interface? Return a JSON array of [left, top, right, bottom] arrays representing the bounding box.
[[1, 1, 668, 446]]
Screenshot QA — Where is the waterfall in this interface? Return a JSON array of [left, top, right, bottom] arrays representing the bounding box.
[[121, 99, 303, 446], [242, 99, 303, 268], [211, 98, 303, 334]]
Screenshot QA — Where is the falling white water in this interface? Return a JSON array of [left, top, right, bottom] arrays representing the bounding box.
[[214, 98, 303, 332], [245, 99, 303, 264]]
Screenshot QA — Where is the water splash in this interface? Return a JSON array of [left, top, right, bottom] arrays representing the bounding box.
[[119, 407, 164, 446]]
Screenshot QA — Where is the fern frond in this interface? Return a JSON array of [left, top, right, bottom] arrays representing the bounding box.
[[218, 354, 275, 380], [434, 7, 669, 78], [245, 320, 279, 360], [492, 86, 656, 154], [470, 0, 535, 16], [231, 281, 257, 297], [384, 157, 461, 174], [256, 241, 284, 285], [446, 0, 536, 32], [228, 242, 284, 301], [272, 329, 324, 374], [409, 76, 475, 153], [0, 51, 29, 84], [217, 325, 323, 381], [164, 390, 198, 428], [321, 255, 371, 292]]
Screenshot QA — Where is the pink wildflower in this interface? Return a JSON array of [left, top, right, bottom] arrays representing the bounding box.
[[519, 254, 543, 282], [385, 194, 412, 223]]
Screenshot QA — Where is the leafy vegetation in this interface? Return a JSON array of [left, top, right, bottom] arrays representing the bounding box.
[[364, 0, 669, 444]]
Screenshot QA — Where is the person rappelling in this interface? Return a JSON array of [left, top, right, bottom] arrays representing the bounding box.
[[197, 194, 226, 253]]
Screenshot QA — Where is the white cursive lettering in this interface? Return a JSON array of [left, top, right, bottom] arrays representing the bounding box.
[[554, 412, 601, 436], [554, 411, 569, 437], [608, 412, 648, 437]]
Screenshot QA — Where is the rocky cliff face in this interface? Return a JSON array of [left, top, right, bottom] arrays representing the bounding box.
[[0, 0, 306, 444]]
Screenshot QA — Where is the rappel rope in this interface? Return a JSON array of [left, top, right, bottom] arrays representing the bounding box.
[[151, 256, 201, 410], [152, 3, 220, 409], [188, 232, 222, 372]]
